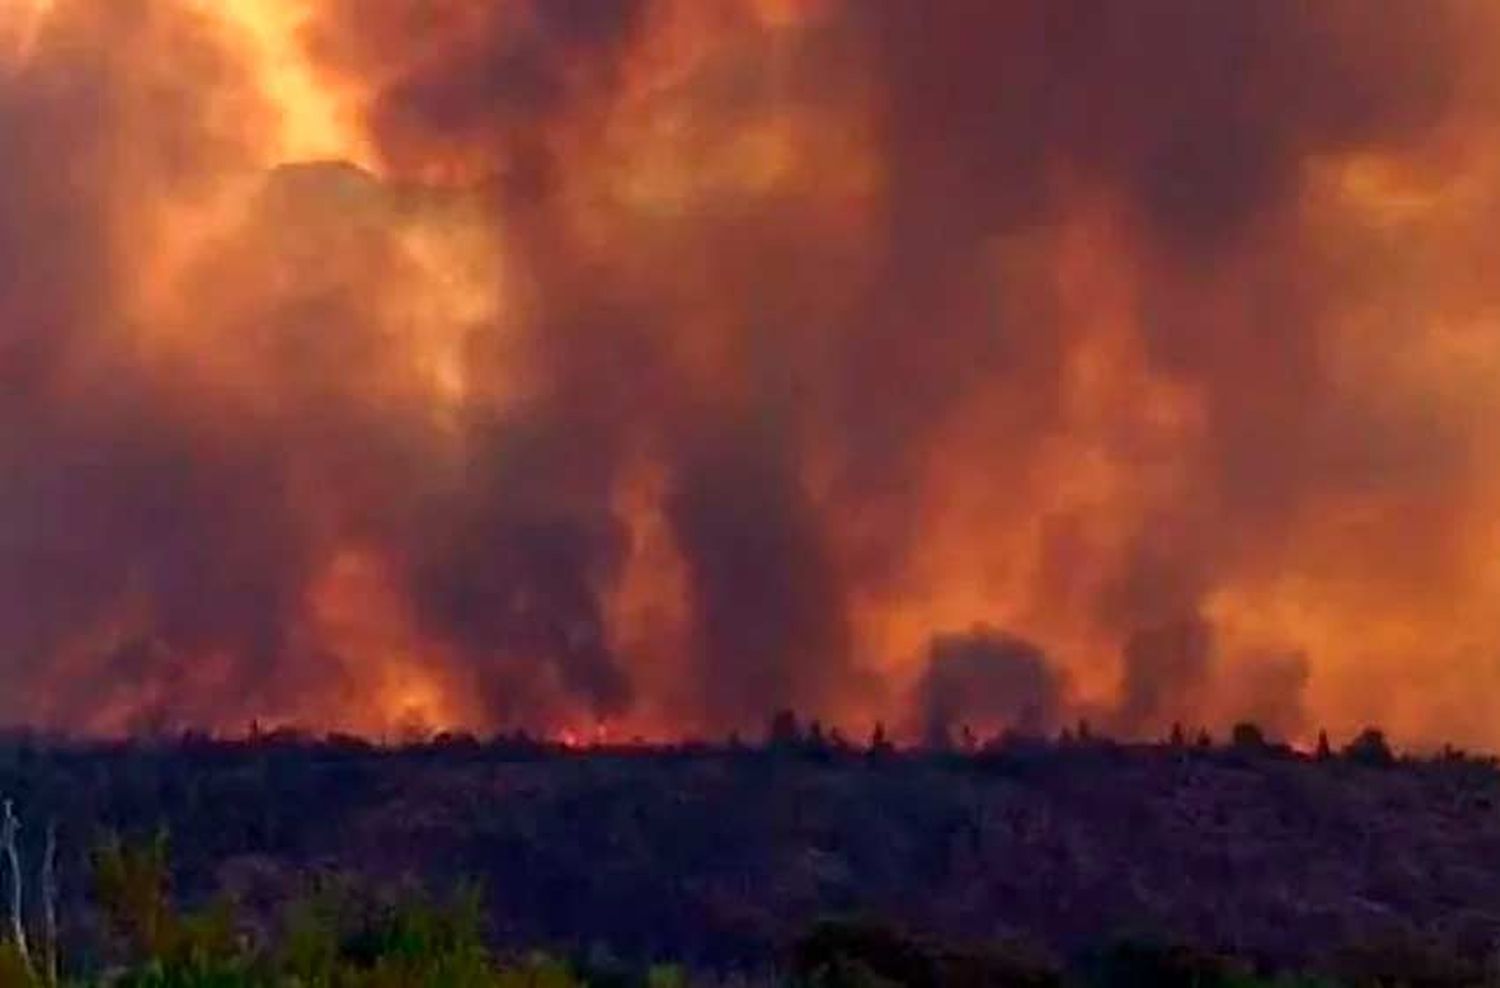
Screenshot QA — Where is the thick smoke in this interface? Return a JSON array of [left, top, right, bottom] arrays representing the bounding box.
[[1114, 618, 1213, 736], [916, 628, 1064, 747], [2, 0, 1500, 742]]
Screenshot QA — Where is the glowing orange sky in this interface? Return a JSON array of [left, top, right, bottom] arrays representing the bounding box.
[[5, 0, 1500, 747]]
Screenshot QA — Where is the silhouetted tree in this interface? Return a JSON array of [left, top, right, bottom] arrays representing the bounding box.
[[869, 722, 894, 758], [1315, 730, 1332, 760], [1169, 722, 1186, 747], [1344, 728, 1395, 768], [768, 709, 802, 748], [1230, 722, 1266, 751], [803, 720, 833, 762], [431, 731, 479, 753]]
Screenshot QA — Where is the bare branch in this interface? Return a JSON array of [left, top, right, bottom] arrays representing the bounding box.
[[40, 821, 55, 987], [0, 799, 30, 973]]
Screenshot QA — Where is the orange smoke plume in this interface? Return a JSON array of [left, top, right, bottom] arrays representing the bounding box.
[[4, 0, 1500, 747]]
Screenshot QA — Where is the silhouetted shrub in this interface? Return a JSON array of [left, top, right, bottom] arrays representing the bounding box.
[[6, 730, 1500, 984], [804, 721, 834, 762], [1343, 729, 1396, 768], [91, 832, 247, 983], [791, 918, 1061, 988], [1232, 722, 1268, 751], [87, 836, 588, 987], [92, 831, 176, 960], [769, 710, 803, 748], [1085, 938, 1252, 988], [1330, 930, 1488, 988]]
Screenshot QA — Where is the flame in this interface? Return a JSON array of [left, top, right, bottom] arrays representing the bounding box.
[[194, 0, 372, 171], [9, 0, 1500, 747], [305, 547, 483, 737], [0, 0, 50, 65]]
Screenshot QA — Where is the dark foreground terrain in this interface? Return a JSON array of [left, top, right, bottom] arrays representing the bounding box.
[[4, 728, 1500, 981]]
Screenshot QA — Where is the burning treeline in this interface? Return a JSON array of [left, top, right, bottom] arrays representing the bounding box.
[[2, 0, 1500, 746]]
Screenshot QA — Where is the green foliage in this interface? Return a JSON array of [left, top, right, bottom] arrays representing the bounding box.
[[92, 832, 241, 983], [92, 830, 174, 960], [644, 965, 687, 988], [491, 953, 585, 988], [60, 833, 1500, 988], [325, 888, 497, 988], [86, 836, 588, 988], [109, 957, 259, 988], [0, 942, 40, 988]]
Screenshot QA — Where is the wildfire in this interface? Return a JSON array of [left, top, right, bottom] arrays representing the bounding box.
[[0, 0, 48, 65], [555, 721, 615, 750], [6, 0, 1500, 748], [196, 0, 372, 171], [305, 547, 483, 737]]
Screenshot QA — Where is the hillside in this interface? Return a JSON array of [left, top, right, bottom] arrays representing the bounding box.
[[3, 733, 1498, 974]]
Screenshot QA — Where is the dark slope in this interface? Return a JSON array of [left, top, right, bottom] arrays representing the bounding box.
[[3, 735, 1498, 969]]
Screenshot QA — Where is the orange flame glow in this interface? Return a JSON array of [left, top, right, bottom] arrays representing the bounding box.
[[6, 0, 1500, 747]]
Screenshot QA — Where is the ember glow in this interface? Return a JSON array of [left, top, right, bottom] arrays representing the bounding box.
[[4, 0, 1500, 746]]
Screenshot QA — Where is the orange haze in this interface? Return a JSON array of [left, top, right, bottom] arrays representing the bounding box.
[[4, 0, 1500, 747]]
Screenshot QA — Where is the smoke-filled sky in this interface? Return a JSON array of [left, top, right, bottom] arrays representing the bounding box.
[[4, 0, 1500, 745]]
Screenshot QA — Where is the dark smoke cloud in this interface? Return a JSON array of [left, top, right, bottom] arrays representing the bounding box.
[[411, 410, 634, 727], [1114, 618, 1213, 736], [1220, 650, 1310, 741], [1111, 620, 1312, 741], [311, 0, 649, 190], [871, 0, 1459, 241], [668, 415, 858, 725], [0, 0, 1494, 737], [0, 3, 317, 728], [916, 628, 1064, 747]]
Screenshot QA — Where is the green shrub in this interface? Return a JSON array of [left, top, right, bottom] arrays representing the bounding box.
[[92, 831, 175, 961], [0, 942, 40, 988], [92, 832, 244, 983], [91, 836, 550, 988]]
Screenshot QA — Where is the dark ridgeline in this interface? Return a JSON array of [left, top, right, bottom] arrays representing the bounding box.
[[0, 719, 1488, 978]]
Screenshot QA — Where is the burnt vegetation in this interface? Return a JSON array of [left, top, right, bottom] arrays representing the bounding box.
[[0, 720, 1489, 982]]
